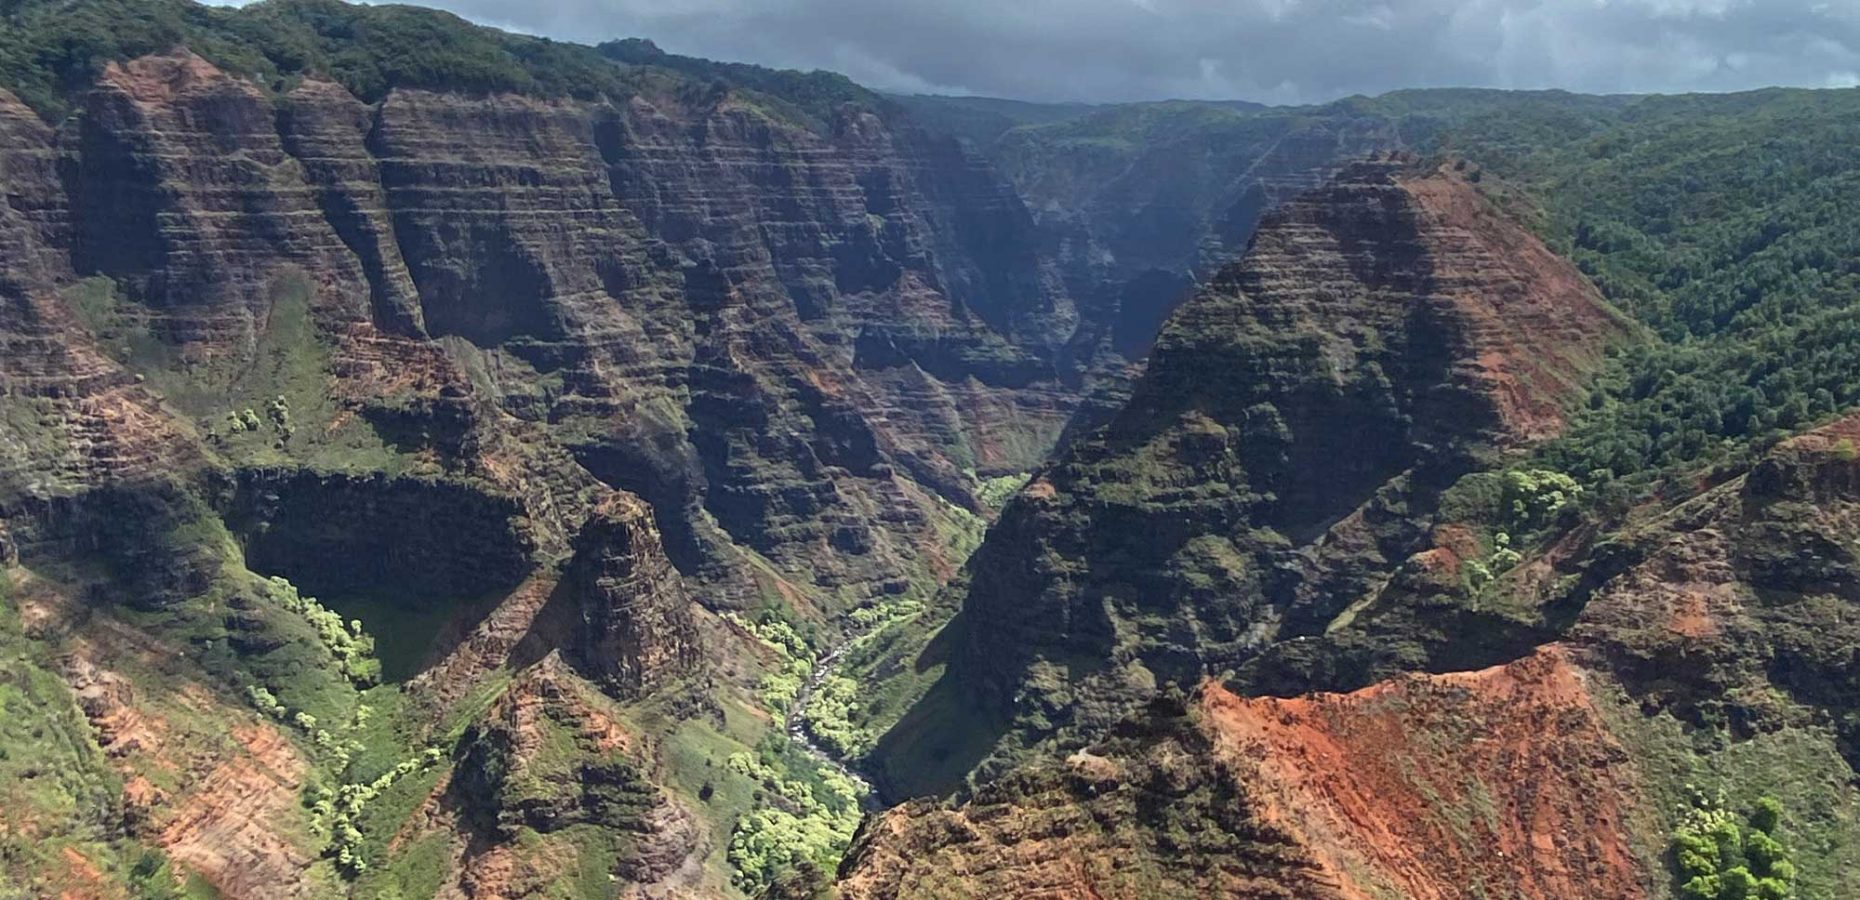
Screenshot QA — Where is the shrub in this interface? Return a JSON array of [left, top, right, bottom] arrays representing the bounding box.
[[265, 576, 380, 686], [1672, 790, 1795, 900], [1500, 469, 1582, 530]]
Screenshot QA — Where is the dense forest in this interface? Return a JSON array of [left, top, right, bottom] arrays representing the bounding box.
[[1406, 89, 1860, 495], [951, 84, 1860, 496], [0, 0, 869, 123]]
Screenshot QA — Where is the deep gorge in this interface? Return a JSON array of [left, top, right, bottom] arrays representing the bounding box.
[[5, 2, 1860, 897]]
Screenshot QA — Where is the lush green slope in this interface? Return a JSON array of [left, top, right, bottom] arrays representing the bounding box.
[[929, 84, 1860, 496], [1414, 89, 1860, 494], [0, 0, 878, 123]]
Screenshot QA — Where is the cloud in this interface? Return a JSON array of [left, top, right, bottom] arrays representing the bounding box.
[[208, 0, 1860, 103]]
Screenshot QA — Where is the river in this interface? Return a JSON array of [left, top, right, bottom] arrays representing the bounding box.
[[785, 637, 882, 809]]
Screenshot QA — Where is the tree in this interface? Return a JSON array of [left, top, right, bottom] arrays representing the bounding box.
[[1673, 792, 1795, 900]]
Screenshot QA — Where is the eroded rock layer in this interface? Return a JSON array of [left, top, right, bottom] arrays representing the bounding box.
[[845, 648, 1653, 899], [2, 48, 1091, 617], [0, 42, 1102, 896], [938, 159, 1630, 754], [856, 399, 1860, 900]]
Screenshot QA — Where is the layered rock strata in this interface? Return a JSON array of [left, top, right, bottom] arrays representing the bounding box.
[[2, 48, 1094, 618], [941, 158, 1631, 753]]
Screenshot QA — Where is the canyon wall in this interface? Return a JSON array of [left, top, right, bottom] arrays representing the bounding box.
[[852, 160, 1860, 900], [1, 48, 1093, 619], [915, 158, 1630, 773], [0, 41, 1110, 895]]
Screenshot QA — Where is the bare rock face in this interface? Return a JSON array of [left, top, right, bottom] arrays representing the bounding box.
[[0, 85, 201, 496], [0, 82, 214, 604], [844, 647, 1655, 899], [0, 50, 1115, 891], [559, 494, 704, 699], [938, 159, 1631, 755], [4, 49, 1096, 613], [63, 54, 377, 356]]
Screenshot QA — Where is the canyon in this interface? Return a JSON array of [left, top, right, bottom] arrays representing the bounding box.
[[4, 2, 1860, 898]]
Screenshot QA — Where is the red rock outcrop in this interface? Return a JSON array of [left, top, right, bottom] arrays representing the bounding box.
[[15, 575, 325, 899], [154, 725, 319, 899], [843, 647, 1656, 899]]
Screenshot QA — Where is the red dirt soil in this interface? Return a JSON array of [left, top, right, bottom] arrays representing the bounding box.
[[1399, 167, 1632, 445], [1201, 645, 1652, 899]]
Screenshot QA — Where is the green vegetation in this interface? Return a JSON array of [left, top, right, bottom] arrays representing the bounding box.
[[319, 746, 445, 876], [799, 599, 923, 758], [969, 87, 1860, 502], [597, 36, 874, 125], [974, 472, 1032, 512], [0, 0, 628, 115], [314, 592, 473, 684], [265, 575, 381, 687], [65, 274, 410, 476], [0, 569, 128, 890], [1590, 677, 1860, 898], [728, 612, 816, 714], [1674, 791, 1796, 899], [724, 739, 865, 892], [1406, 89, 1860, 495], [0, 0, 882, 132], [1498, 468, 1582, 531], [1443, 468, 1582, 592]]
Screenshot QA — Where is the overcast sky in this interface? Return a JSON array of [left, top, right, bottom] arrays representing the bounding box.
[[216, 0, 1860, 104]]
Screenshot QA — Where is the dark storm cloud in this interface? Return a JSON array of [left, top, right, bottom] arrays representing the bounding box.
[[224, 0, 1860, 103]]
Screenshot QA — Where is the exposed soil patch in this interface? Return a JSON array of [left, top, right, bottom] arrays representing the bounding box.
[[1202, 645, 1654, 899]]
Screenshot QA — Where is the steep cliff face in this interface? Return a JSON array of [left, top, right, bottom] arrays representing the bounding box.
[[0, 83, 202, 509], [932, 159, 1630, 765], [0, 27, 1102, 895], [557, 495, 705, 699], [6, 45, 1086, 617]]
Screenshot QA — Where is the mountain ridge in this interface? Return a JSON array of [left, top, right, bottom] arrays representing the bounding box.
[[8, 2, 1860, 896]]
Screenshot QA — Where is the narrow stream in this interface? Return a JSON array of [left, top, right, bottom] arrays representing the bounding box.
[[786, 638, 882, 809]]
